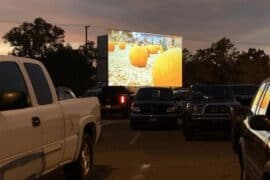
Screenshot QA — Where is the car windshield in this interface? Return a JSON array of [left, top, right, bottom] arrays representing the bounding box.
[[192, 85, 234, 99], [101, 86, 129, 96], [231, 85, 258, 96], [135, 88, 174, 101]]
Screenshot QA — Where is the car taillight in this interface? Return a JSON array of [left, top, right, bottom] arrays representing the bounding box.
[[120, 95, 126, 104]]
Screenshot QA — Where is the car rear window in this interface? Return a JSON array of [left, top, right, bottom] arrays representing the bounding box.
[[192, 85, 234, 99], [136, 88, 174, 101], [101, 86, 129, 97], [231, 85, 258, 96]]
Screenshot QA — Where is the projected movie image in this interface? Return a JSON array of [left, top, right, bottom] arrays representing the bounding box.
[[108, 30, 182, 87]]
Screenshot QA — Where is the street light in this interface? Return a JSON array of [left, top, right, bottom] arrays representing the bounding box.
[[85, 25, 90, 62]]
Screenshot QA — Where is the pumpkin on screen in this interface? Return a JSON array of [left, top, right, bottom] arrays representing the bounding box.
[[154, 45, 160, 51], [159, 45, 164, 53], [108, 41, 115, 52], [119, 42, 126, 50], [147, 45, 158, 54], [152, 48, 182, 87], [129, 46, 148, 67]]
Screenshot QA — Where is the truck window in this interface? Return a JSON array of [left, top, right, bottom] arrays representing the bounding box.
[[257, 84, 270, 116], [251, 83, 267, 114], [24, 63, 53, 105], [0, 62, 30, 109]]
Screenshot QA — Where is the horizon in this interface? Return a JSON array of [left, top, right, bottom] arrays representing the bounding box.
[[1, 19, 270, 56]]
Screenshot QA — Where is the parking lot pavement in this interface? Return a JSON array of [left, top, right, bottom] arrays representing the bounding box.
[[40, 119, 240, 180]]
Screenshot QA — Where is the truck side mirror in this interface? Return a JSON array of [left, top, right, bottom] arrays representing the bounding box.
[[0, 91, 30, 111], [249, 115, 270, 131]]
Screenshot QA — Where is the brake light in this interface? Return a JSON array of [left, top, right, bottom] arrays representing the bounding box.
[[120, 95, 126, 104]]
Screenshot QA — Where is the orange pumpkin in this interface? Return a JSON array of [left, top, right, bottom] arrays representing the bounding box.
[[152, 48, 182, 87], [119, 42, 126, 50], [129, 46, 148, 67], [154, 45, 160, 51], [159, 45, 164, 53], [146, 45, 158, 54], [108, 41, 115, 52]]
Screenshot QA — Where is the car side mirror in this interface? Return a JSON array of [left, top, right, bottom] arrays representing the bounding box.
[[0, 91, 30, 111], [249, 115, 270, 131]]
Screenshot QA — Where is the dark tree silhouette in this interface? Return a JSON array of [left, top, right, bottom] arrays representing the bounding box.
[[3, 17, 65, 59], [79, 41, 97, 60], [233, 48, 270, 84], [42, 46, 94, 95], [183, 48, 193, 62], [183, 38, 240, 85]]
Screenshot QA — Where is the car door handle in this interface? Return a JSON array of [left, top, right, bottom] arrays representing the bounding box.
[[32, 117, 41, 127]]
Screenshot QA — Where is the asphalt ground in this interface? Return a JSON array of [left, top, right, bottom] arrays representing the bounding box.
[[40, 118, 241, 180]]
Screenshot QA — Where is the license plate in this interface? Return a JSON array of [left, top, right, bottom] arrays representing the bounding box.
[[105, 105, 111, 109]]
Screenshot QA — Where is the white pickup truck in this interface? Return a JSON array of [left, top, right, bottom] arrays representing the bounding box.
[[0, 55, 101, 180]]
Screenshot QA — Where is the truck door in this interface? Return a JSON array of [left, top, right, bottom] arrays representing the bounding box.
[[0, 62, 44, 180], [23, 63, 64, 170], [243, 82, 270, 180]]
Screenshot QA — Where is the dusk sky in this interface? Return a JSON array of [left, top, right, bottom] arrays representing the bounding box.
[[1, 0, 270, 55]]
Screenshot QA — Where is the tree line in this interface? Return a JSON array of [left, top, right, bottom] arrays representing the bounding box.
[[2, 17, 270, 95], [2, 17, 97, 95], [183, 38, 270, 86]]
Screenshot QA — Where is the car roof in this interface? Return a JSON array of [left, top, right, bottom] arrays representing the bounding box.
[[0, 55, 44, 66]]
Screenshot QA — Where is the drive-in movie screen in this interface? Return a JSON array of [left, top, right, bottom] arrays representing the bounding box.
[[108, 30, 182, 87]]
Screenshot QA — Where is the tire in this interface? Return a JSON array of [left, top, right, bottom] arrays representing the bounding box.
[[182, 118, 194, 141], [240, 147, 250, 180], [130, 120, 138, 130], [122, 108, 130, 118], [64, 133, 94, 180], [169, 119, 178, 130]]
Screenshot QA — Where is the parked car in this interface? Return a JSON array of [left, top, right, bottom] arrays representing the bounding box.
[[173, 88, 189, 117], [230, 84, 259, 154], [0, 56, 101, 180], [230, 84, 259, 107], [99, 86, 133, 117], [182, 83, 239, 140], [130, 87, 178, 129], [81, 87, 102, 98], [238, 79, 270, 180]]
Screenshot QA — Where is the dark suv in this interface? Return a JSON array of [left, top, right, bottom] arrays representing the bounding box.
[[130, 87, 177, 129], [230, 84, 259, 107], [238, 80, 270, 180], [182, 84, 239, 140], [99, 86, 133, 117]]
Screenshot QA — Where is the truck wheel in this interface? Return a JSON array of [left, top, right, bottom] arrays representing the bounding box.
[[64, 133, 94, 180], [122, 108, 130, 119], [130, 120, 138, 130], [183, 120, 193, 141], [168, 119, 178, 130]]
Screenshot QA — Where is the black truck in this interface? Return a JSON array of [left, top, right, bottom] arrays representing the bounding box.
[[130, 87, 178, 129], [82, 86, 133, 118], [182, 83, 240, 140], [237, 80, 270, 180]]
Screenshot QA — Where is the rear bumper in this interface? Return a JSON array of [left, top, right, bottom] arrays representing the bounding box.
[[187, 113, 232, 130], [130, 113, 177, 125], [101, 105, 127, 110]]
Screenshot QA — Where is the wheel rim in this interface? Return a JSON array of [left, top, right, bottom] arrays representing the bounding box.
[[81, 142, 91, 175]]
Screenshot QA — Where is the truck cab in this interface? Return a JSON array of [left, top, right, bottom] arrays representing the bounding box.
[[0, 56, 101, 180]]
